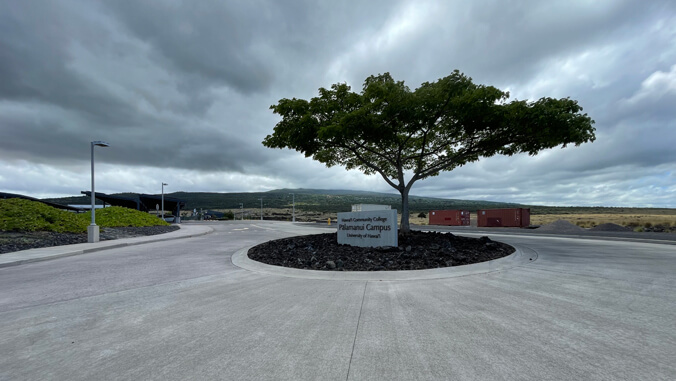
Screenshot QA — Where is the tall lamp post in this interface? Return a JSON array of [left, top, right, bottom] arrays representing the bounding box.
[[258, 198, 263, 221], [239, 203, 243, 221], [289, 193, 295, 223], [161, 182, 168, 220], [88, 140, 110, 243]]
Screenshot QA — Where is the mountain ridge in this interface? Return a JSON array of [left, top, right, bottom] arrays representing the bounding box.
[[42, 188, 523, 213], [40, 189, 676, 215]]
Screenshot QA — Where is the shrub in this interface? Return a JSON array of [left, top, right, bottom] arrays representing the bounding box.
[[417, 212, 426, 218]]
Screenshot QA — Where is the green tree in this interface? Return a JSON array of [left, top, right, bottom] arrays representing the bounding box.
[[263, 70, 595, 232]]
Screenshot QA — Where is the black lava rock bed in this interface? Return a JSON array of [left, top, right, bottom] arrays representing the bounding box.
[[0, 225, 180, 254], [248, 231, 515, 271]]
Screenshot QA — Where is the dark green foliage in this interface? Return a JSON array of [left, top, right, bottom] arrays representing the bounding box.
[[418, 212, 427, 218], [220, 211, 235, 220], [264, 71, 596, 231]]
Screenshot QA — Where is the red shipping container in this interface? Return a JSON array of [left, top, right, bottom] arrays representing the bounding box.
[[477, 208, 530, 227], [429, 210, 471, 226]]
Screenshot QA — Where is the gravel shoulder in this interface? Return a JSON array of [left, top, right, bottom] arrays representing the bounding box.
[[0, 225, 180, 254]]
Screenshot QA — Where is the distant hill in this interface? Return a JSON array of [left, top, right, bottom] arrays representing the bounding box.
[[43, 188, 523, 213], [42, 189, 676, 215]]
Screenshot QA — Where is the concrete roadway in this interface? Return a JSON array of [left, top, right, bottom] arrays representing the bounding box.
[[1, 221, 675, 380]]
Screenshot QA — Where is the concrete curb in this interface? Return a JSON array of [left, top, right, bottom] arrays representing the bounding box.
[[231, 243, 536, 281], [425, 227, 676, 246], [0, 225, 215, 268]]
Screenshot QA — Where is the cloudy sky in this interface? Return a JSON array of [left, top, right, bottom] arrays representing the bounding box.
[[1, 0, 675, 207]]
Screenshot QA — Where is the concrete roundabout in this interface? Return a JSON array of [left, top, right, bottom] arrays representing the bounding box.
[[1, 221, 675, 380]]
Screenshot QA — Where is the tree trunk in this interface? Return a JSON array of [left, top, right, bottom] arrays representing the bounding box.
[[399, 187, 410, 233]]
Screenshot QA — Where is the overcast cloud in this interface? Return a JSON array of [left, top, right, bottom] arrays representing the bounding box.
[[1, 0, 675, 207]]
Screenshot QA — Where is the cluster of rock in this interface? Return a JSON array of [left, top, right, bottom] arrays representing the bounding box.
[[589, 223, 632, 232], [247, 231, 514, 271], [637, 225, 675, 233], [536, 220, 585, 233], [0, 225, 179, 254], [100, 225, 180, 239], [0, 231, 87, 254]]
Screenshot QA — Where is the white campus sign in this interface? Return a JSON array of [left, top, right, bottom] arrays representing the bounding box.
[[337, 210, 398, 247]]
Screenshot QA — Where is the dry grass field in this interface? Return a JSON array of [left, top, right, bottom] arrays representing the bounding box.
[[530, 214, 676, 229], [191, 208, 676, 231], [405, 212, 675, 229]]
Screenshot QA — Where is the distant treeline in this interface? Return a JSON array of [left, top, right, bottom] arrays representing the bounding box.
[[43, 189, 675, 215]]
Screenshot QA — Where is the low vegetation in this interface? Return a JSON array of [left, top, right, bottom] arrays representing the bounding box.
[[0, 199, 169, 233], [82, 206, 170, 228], [0, 198, 89, 233], [530, 214, 676, 229]]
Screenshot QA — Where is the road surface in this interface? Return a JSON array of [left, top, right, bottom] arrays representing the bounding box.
[[1, 221, 675, 380]]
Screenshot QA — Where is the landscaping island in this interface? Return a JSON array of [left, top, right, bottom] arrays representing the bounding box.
[[0, 225, 179, 254], [248, 231, 515, 271], [0, 198, 179, 254]]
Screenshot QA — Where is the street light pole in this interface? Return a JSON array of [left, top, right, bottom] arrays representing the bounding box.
[[161, 183, 168, 220], [88, 140, 110, 243], [258, 198, 263, 221], [289, 193, 295, 223], [239, 203, 243, 220]]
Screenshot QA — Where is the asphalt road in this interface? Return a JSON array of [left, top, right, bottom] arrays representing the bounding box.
[[1, 221, 675, 380]]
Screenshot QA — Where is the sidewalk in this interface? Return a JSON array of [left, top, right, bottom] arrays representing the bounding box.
[[0, 224, 214, 268]]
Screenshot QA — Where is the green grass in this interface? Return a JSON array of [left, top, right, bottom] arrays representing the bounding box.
[[0, 199, 169, 233], [82, 206, 170, 228], [0, 198, 89, 233]]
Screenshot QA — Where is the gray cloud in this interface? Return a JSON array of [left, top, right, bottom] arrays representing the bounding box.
[[105, 1, 274, 94], [1, 0, 675, 207]]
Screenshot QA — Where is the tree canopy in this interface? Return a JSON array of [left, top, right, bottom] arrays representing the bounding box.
[[264, 70, 595, 232]]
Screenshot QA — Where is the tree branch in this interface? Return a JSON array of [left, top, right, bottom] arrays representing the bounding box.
[[340, 144, 401, 190], [416, 148, 481, 179], [351, 139, 398, 169]]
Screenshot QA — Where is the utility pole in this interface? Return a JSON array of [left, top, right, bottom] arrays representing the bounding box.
[[289, 193, 295, 223], [258, 198, 263, 221], [239, 203, 243, 220]]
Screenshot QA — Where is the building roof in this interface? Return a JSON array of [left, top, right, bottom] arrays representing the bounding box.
[[0, 192, 83, 211], [80, 191, 146, 211]]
